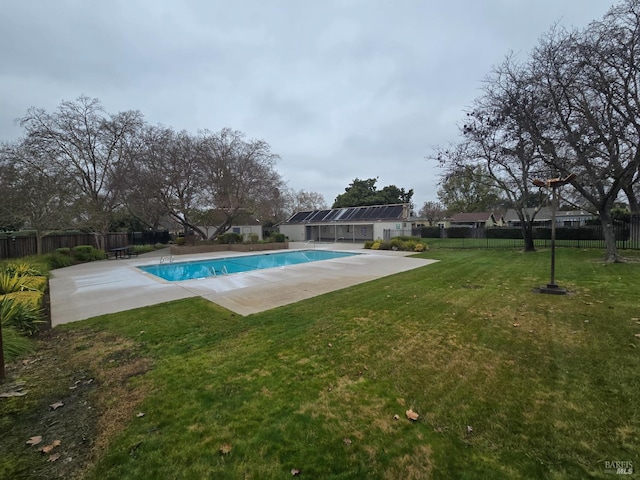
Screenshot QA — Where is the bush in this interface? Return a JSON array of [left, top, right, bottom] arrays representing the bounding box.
[[486, 228, 523, 239], [4, 262, 42, 277], [1, 324, 33, 361], [133, 244, 155, 254], [446, 227, 472, 239], [0, 295, 43, 337], [420, 227, 442, 238], [371, 241, 381, 250], [378, 240, 392, 250], [72, 245, 105, 262], [364, 240, 374, 249], [55, 247, 72, 256], [218, 233, 243, 244], [0, 272, 39, 295], [176, 237, 186, 246], [45, 252, 73, 269], [269, 233, 286, 243], [414, 243, 426, 252]]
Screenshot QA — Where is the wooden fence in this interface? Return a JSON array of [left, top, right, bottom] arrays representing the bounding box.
[[0, 232, 129, 260]]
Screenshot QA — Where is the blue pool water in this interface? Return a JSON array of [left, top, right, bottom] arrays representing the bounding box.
[[138, 250, 358, 281]]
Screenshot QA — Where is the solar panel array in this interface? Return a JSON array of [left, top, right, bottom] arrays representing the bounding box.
[[285, 204, 406, 224]]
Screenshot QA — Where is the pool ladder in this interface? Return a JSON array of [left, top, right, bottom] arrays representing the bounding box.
[[159, 255, 175, 264], [208, 265, 229, 277]]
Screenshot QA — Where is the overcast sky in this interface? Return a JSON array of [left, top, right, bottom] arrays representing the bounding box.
[[1, 0, 612, 209]]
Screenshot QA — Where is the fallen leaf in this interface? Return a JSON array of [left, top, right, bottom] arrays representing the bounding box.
[[512, 323, 520, 327], [48, 453, 61, 462], [393, 414, 400, 420], [291, 468, 301, 476], [50, 401, 64, 410], [406, 409, 419, 421], [136, 412, 145, 418], [41, 440, 61, 454], [466, 425, 474, 434], [220, 444, 232, 455], [26, 436, 42, 446], [634, 333, 640, 338], [0, 391, 28, 398], [343, 438, 352, 445], [328, 343, 333, 348]]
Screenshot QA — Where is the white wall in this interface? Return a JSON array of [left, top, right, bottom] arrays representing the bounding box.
[[279, 224, 305, 241]]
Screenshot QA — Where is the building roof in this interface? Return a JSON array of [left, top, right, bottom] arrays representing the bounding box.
[[503, 208, 595, 222], [284, 203, 408, 224], [450, 212, 495, 223]]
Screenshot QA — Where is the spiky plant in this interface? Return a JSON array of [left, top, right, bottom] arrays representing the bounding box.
[[0, 272, 38, 295]]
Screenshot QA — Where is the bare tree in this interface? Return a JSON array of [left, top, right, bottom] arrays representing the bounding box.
[[2, 141, 72, 254], [526, 1, 640, 262], [441, 55, 550, 251], [198, 128, 284, 239], [282, 188, 328, 218], [19, 96, 144, 250], [417, 201, 446, 226], [129, 126, 208, 237], [131, 127, 285, 240]]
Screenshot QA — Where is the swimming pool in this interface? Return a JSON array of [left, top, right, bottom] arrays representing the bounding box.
[[138, 250, 358, 281]]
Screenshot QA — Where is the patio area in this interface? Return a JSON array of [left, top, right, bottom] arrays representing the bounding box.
[[49, 242, 438, 326]]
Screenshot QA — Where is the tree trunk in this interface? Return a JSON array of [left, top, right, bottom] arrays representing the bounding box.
[[36, 231, 43, 256], [521, 222, 536, 252], [623, 184, 639, 215], [599, 209, 623, 263]]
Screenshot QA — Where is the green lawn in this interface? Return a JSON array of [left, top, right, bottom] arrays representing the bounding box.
[[4, 248, 640, 479]]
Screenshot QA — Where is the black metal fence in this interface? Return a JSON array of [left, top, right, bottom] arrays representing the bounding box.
[[413, 216, 640, 250]]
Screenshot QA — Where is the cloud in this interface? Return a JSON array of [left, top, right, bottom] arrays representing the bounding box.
[[0, 0, 610, 210]]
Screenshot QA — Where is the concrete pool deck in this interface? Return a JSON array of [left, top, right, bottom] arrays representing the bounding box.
[[49, 243, 438, 326]]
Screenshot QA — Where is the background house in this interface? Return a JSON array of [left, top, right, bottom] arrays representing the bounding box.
[[503, 208, 596, 228], [449, 212, 502, 228], [279, 203, 411, 242], [159, 211, 263, 241]]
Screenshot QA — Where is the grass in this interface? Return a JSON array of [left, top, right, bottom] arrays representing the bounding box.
[[2, 247, 640, 479]]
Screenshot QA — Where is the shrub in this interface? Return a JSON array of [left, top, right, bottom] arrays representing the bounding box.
[[55, 247, 72, 256], [364, 240, 374, 249], [154, 243, 166, 249], [379, 240, 392, 250], [248, 234, 259, 244], [404, 240, 418, 251], [371, 241, 381, 250], [5, 262, 42, 277], [0, 295, 43, 337], [269, 233, 286, 243], [0, 272, 39, 295], [176, 237, 186, 246], [446, 227, 472, 239], [133, 244, 155, 254], [45, 252, 73, 269], [414, 243, 426, 252], [390, 238, 405, 250], [1, 324, 33, 360], [72, 245, 105, 262], [420, 227, 442, 238], [486, 228, 523, 239], [218, 233, 243, 244]]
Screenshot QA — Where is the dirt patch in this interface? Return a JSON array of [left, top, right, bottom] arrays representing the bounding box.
[[0, 328, 153, 479]]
